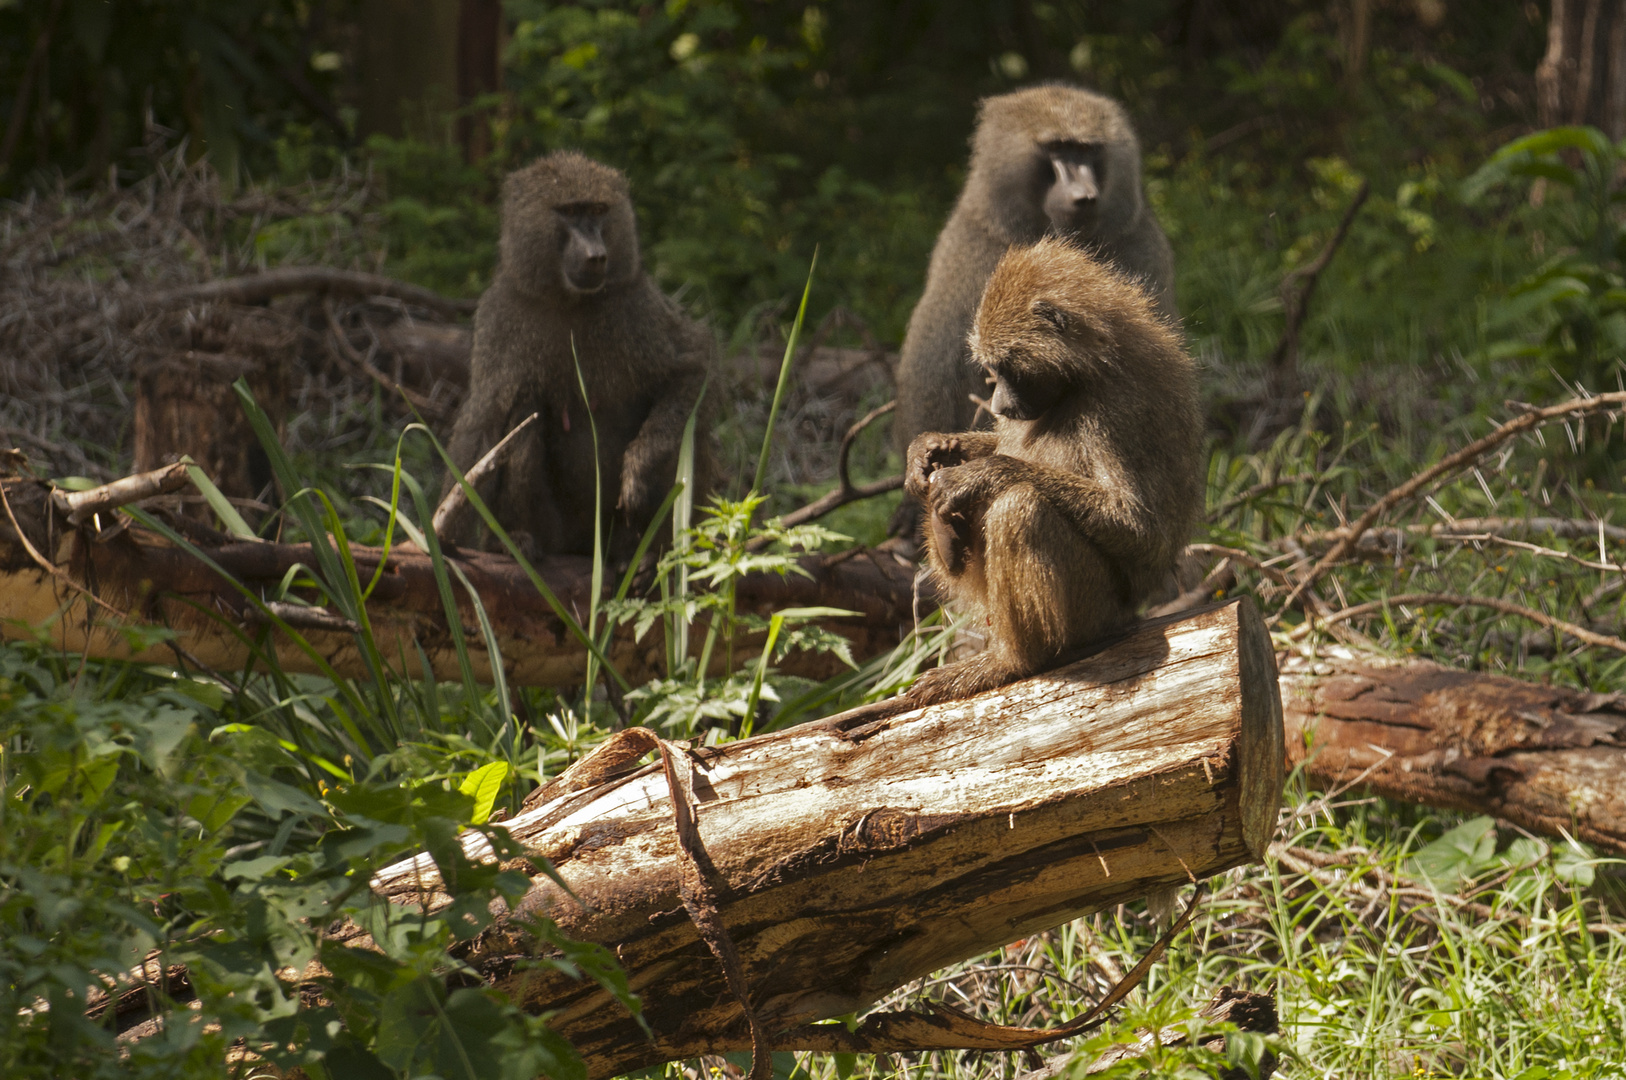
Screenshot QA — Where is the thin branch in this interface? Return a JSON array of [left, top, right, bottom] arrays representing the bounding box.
[[1268, 181, 1370, 388], [1307, 591, 1626, 654], [431, 413, 540, 541], [774, 401, 903, 531], [1297, 516, 1626, 554], [154, 266, 476, 316], [1273, 391, 1626, 620], [1209, 472, 1321, 520], [50, 461, 191, 526]]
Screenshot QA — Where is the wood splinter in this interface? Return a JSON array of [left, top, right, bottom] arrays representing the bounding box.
[[430, 412, 539, 542]]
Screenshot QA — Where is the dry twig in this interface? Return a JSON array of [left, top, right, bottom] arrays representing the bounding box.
[[431, 412, 540, 542], [1302, 591, 1626, 654]]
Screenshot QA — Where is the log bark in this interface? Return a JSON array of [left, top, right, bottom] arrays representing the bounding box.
[[0, 476, 917, 687], [366, 600, 1284, 1079], [1280, 647, 1626, 854]]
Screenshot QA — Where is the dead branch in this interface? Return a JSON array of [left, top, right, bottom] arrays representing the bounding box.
[[1209, 472, 1322, 520], [146, 266, 476, 318], [323, 299, 450, 420], [430, 412, 540, 542], [1280, 646, 1626, 854], [1268, 181, 1369, 391], [774, 400, 903, 530], [0, 476, 917, 687], [1301, 591, 1626, 654], [50, 461, 191, 526]]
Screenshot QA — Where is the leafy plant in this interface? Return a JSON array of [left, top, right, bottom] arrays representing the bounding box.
[[1463, 126, 1626, 393]]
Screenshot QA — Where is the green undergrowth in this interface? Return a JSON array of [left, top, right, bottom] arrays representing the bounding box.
[[781, 784, 1624, 1080]]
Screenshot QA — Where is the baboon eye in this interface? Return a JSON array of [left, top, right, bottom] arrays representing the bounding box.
[[1031, 300, 1068, 333]]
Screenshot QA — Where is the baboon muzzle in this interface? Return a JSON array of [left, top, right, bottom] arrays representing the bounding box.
[[563, 222, 610, 294], [1050, 158, 1099, 205]]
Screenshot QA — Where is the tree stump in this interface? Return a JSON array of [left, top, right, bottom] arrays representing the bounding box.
[[131, 306, 293, 514]]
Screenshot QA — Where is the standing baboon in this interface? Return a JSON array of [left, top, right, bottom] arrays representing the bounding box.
[[892, 84, 1176, 537], [901, 236, 1200, 708], [443, 151, 713, 560]]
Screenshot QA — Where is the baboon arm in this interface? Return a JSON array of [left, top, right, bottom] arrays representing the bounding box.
[[937, 454, 1158, 562], [619, 366, 707, 512]]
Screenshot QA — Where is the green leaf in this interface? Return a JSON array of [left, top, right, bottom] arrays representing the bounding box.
[[458, 760, 511, 825], [1554, 841, 1597, 886], [188, 789, 253, 833], [1408, 816, 1498, 887]]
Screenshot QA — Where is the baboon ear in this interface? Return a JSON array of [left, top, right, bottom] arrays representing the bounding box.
[[1031, 299, 1068, 333]]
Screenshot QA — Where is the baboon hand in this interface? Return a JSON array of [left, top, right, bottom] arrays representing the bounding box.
[[618, 461, 653, 521], [905, 433, 970, 499], [926, 454, 1023, 521]]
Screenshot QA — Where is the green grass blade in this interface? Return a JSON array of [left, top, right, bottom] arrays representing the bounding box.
[[740, 612, 783, 738], [184, 464, 257, 539], [671, 395, 701, 670], [372, 473, 487, 714], [752, 249, 818, 497], [414, 423, 631, 691], [572, 337, 607, 702], [121, 506, 372, 723]]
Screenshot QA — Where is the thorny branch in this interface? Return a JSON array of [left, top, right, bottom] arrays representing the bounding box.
[[1270, 390, 1626, 622]]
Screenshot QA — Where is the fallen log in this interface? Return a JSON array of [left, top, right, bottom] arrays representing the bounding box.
[[6, 469, 1623, 857], [366, 600, 1284, 1078], [0, 474, 917, 686], [1280, 646, 1626, 854]]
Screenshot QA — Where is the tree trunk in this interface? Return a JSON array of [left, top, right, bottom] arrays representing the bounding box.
[[456, 0, 503, 162], [356, 0, 459, 140], [1280, 648, 1626, 853], [365, 600, 1284, 1079], [1538, 0, 1626, 137]]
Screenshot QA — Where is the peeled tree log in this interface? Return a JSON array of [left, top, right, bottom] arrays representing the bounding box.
[[366, 600, 1285, 1078], [0, 474, 916, 686], [1280, 646, 1626, 854]]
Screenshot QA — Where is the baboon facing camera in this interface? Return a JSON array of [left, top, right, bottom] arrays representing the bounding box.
[[901, 236, 1201, 708], [892, 84, 1177, 536], [443, 151, 713, 560]]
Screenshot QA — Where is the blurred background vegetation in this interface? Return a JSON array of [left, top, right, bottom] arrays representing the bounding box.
[[0, 0, 1551, 358]]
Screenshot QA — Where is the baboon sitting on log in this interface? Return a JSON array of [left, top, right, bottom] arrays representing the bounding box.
[[443, 151, 713, 560], [902, 237, 1201, 707], [892, 84, 1177, 538]]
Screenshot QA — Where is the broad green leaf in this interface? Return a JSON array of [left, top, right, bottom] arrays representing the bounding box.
[[1408, 815, 1498, 887], [458, 760, 511, 825]]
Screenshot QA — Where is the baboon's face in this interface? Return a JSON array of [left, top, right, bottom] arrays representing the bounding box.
[[985, 364, 1061, 422], [1038, 141, 1105, 237], [555, 202, 612, 295]]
